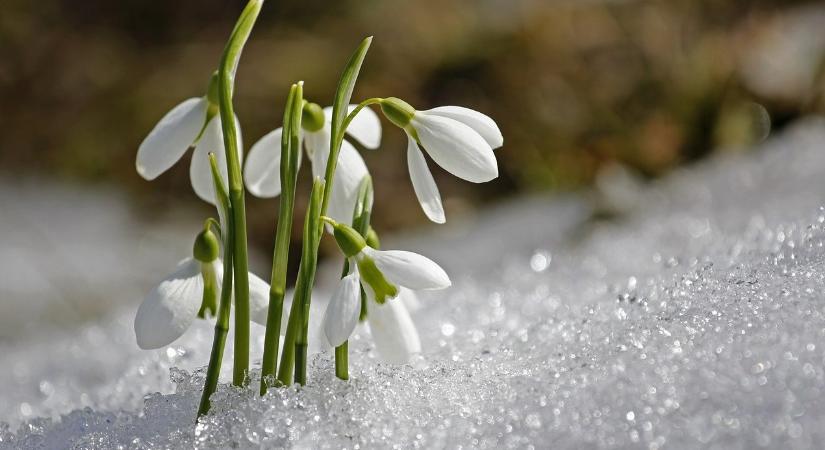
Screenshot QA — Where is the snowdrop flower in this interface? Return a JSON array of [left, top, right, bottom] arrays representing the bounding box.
[[134, 228, 271, 349], [321, 219, 450, 363], [379, 97, 503, 223], [244, 102, 381, 224], [135, 73, 242, 204]]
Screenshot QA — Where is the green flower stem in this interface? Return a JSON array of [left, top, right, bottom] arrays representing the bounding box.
[[198, 154, 235, 417], [334, 177, 374, 380], [334, 344, 349, 379], [338, 98, 382, 142], [276, 288, 299, 385], [216, 0, 262, 386], [295, 179, 325, 385], [260, 82, 303, 395], [277, 178, 324, 386], [279, 37, 372, 385]]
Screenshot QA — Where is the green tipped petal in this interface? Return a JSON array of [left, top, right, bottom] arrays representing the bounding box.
[[331, 221, 367, 258], [357, 255, 398, 304]]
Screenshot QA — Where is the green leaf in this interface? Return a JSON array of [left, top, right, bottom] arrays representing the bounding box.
[[330, 37, 373, 145]]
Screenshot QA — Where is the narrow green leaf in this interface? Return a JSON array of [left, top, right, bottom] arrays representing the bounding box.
[[321, 37, 373, 217], [330, 37, 373, 145]]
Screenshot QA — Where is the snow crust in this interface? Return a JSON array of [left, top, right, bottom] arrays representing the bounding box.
[[4, 118, 825, 448]]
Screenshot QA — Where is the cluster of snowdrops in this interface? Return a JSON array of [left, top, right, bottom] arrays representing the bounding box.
[[131, 0, 502, 417]]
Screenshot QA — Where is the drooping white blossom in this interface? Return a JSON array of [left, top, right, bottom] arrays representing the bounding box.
[[135, 97, 242, 205], [133, 257, 271, 349], [244, 105, 380, 224], [380, 98, 503, 224], [321, 243, 449, 364], [405, 106, 502, 223]]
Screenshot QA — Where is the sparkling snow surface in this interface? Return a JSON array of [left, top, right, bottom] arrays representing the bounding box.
[[4, 119, 825, 449]]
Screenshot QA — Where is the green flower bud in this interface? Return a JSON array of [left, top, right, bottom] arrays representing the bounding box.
[[356, 255, 398, 304], [193, 228, 220, 263], [365, 227, 380, 249], [332, 221, 367, 258], [380, 97, 416, 129], [302, 101, 325, 132]]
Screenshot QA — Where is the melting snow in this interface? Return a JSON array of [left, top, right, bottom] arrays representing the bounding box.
[[4, 118, 825, 448]]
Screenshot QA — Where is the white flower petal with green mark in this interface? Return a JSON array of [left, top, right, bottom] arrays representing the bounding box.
[[412, 113, 497, 183], [324, 105, 382, 149], [190, 115, 243, 205], [406, 135, 445, 223], [361, 247, 451, 290], [367, 298, 421, 364], [134, 258, 218, 350], [136, 97, 208, 180], [244, 127, 283, 197], [424, 106, 503, 149], [322, 269, 362, 347]]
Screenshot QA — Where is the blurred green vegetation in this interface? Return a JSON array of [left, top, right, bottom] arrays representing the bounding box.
[[1, 0, 824, 251]]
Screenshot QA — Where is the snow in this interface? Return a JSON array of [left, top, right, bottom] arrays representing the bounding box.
[[4, 118, 825, 448]]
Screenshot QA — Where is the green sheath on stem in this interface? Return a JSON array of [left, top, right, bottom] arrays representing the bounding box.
[[198, 154, 235, 417], [260, 82, 303, 395], [216, 0, 262, 386]]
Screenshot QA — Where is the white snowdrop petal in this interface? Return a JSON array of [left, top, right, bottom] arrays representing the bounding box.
[[328, 141, 370, 225], [322, 272, 362, 347], [210, 258, 225, 289], [307, 128, 370, 225], [134, 258, 203, 349], [190, 115, 243, 204], [248, 271, 272, 327], [406, 135, 445, 224], [189, 118, 223, 204], [362, 247, 451, 290], [398, 287, 422, 312], [306, 128, 331, 180], [413, 114, 498, 183], [347, 106, 382, 149], [425, 106, 503, 149], [136, 98, 208, 180], [367, 298, 421, 364], [244, 127, 283, 198]]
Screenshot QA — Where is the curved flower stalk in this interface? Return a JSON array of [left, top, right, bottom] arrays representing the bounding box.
[[135, 74, 243, 205], [244, 104, 381, 224], [379, 98, 503, 223], [321, 219, 450, 363], [133, 228, 271, 350]]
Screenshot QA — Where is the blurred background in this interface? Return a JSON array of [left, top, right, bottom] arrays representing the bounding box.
[[1, 0, 825, 338]]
